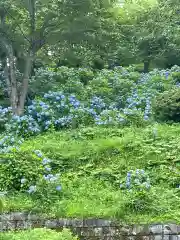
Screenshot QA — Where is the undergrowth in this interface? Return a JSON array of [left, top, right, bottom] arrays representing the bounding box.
[[1, 124, 180, 223]]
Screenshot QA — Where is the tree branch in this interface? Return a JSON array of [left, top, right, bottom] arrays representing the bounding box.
[[3, 6, 30, 43]]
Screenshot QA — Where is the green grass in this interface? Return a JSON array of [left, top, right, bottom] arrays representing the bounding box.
[[1, 124, 180, 223]]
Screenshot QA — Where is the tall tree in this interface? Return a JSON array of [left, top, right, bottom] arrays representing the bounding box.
[[0, 0, 57, 115], [40, 0, 121, 69], [0, 0, 118, 115]]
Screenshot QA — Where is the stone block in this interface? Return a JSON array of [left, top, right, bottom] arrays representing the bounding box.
[[120, 226, 131, 235], [149, 224, 163, 234], [27, 214, 40, 221], [83, 219, 97, 227], [63, 219, 74, 226], [57, 219, 66, 227], [94, 227, 103, 236], [11, 212, 27, 221], [0, 214, 12, 221], [103, 226, 111, 235], [133, 225, 148, 235], [45, 220, 58, 228], [83, 218, 111, 227], [31, 220, 44, 228], [71, 219, 83, 227]]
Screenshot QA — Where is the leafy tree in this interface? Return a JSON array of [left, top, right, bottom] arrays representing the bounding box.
[[122, 0, 180, 71], [0, 0, 119, 115], [0, 0, 60, 115], [156, 0, 180, 68], [42, 0, 122, 69]]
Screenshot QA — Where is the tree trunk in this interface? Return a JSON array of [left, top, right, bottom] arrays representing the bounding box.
[[16, 55, 32, 116], [143, 60, 150, 73], [5, 47, 33, 116], [7, 45, 19, 114]]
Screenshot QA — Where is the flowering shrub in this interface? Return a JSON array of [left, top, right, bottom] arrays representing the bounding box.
[[95, 109, 126, 126], [120, 169, 152, 212], [3, 92, 149, 138], [0, 106, 12, 131], [0, 134, 24, 153], [124, 188, 154, 212], [0, 151, 43, 191], [120, 169, 151, 191], [30, 66, 93, 95], [0, 65, 180, 146], [21, 150, 62, 206], [0, 147, 62, 205], [6, 115, 40, 137], [27, 100, 54, 131]]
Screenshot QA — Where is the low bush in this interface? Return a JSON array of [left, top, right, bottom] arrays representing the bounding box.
[[153, 87, 180, 122], [0, 151, 43, 191], [1, 228, 78, 240]]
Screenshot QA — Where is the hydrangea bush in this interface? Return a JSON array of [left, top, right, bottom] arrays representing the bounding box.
[[0, 65, 180, 152], [0, 134, 24, 153], [20, 150, 62, 206], [0, 148, 62, 205], [120, 169, 151, 191], [120, 169, 152, 212]]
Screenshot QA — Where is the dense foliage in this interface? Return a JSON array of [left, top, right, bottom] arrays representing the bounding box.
[[153, 88, 180, 122], [0, 0, 180, 227], [1, 228, 78, 240], [0, 125, 180, 222], [0, 66, 179, 143]]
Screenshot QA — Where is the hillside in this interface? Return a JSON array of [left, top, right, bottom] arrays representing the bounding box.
[[1, 1, 180, 239], [2, 124, 180, 223]]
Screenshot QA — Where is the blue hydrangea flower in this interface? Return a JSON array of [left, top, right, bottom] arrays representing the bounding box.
[[45, 166, 52, 172], [144, 115, 149, 120], [126, 180, 131, 188], [34, 150, 43, 158], [27, 185, 36, 194], [42, 158, 51, 165], [20, 177, 26, 184], [127, 172, 131, 177], [145, 182, 151, 189], [56, 185, 62, 191]]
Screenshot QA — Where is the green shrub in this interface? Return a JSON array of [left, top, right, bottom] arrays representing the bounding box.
[[30, 67, 94, 96], [0, 151, 42, 191], [172, 72, 180, 84], [153, 87, 180, 122], [87, 68, 135, 105], [1, 228, 78, 240], [148, 75, 173, 92], [124, 189, 153, 213]]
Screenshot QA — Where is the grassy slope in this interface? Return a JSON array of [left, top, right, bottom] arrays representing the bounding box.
[[2, 124, 180, 223]]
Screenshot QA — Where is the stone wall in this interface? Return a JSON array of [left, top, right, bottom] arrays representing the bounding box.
[[1, 212, 180, 240]]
